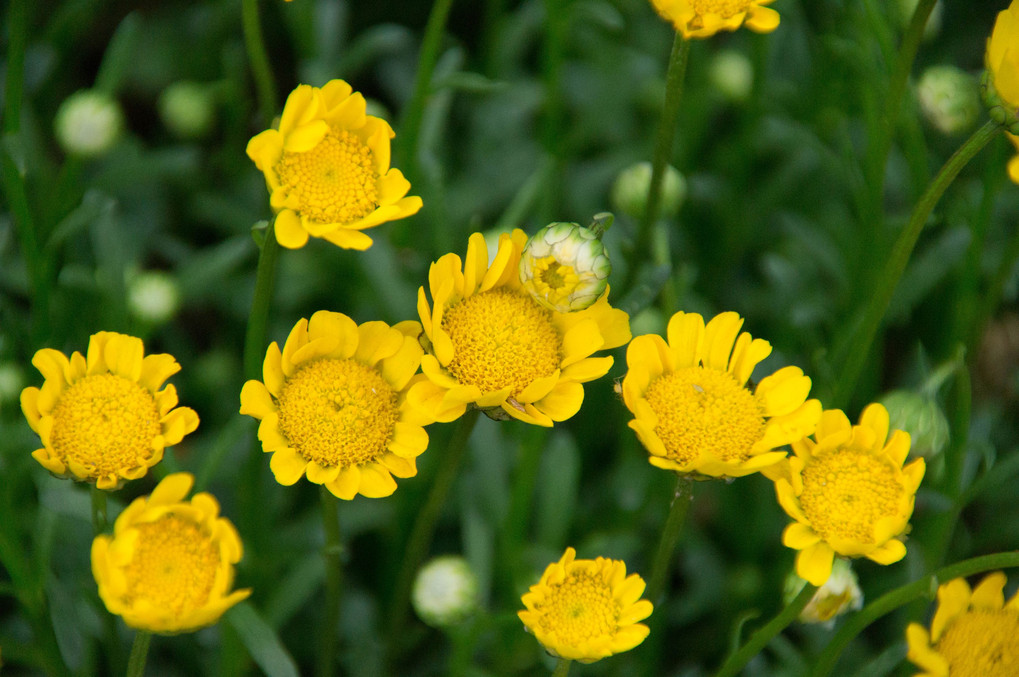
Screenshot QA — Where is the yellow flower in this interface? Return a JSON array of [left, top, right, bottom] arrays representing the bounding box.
[[765, 404, 925, 586], [1008, 132, 1019, 184], [985, 0, 1019, 130], [649, 0, 780, 39], [518, 547, 653, 663], [622, 310, 820, 479], [240, 311, 433, 499], [91, 472, 250, 633], [906, 572, 1019, 677], [246, 80, 422, 250], [20, 332, 199, 490], [414, 229, 631, 427]]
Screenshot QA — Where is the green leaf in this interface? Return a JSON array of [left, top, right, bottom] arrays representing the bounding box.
[[95, 13, 142, 95], [225, 601, 300, 677]]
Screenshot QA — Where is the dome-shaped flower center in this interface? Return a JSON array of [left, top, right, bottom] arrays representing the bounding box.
[[798, 449, 901, 543], [276, 358, 398, 469], [644, 366, 765, 467], [533, 570, 618, 644], [123, 514, 219, 617], [441, 289, 562, 397], [50, 374, 161, 479], [691, 0, 752, 19], [277, 127, 378, 225], [937, 609, 1019, 677]]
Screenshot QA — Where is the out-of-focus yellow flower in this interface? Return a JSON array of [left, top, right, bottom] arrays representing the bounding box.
[[906, 571, 1019, 677], [985, 1, 1019, 131], [518, 547, 653, 663], [240, 311, 433, 499], [21, 332, 199, 490], [91, 473, 250, 633], [1007, 132, 1019, 184], [246, 80, 422, 250], [649, 0, 780, 39], [622, 311, 820, 479], [414, 229, 630, 427], [765, 404, 925, 586]]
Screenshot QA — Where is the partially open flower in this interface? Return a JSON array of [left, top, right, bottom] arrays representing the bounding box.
[[519, 222, 611, 313], [784, 558, 863, 627]]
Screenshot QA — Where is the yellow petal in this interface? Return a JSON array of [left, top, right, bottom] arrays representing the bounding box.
[[795, 542, 835, 586], [536, 381, 585, 422], [269, 449, 308, 486], [274, 210, 309, 249], [970, 571, 1006, 610], [320, 226, 374, 251], [665, 311, 704, 368], [358, 464, 398, 498], [327, 466, 361, 500], [702, 311, 743, 372]]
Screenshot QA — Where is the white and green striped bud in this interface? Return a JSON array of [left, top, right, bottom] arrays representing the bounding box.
[[412, 555, 479, 628], [917, 66, 980, 136], [784, 558, 863, 627], [54, 89, 124, 158], [982, 70, 1019, 135], [878, 389, 949, 459], [519, 222, 611, 313]]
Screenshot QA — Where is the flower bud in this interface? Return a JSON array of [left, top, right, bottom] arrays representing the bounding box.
[[158, 81, 216, 139], [709, 50, 754, 103], [520, 222, 611, 313], [0, 362, 26, 413], [877, 389, 949, 459], [784, 558, 863, 627], [982, 71, 1019, 136], [127, 271, 181, 326], [54, 90, 124, 158], [610, 162, 686, 222], [412, 555, 479, 628], [916, 66, 980, 136]]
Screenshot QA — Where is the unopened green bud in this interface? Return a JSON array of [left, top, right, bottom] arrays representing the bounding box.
[[916, 66, 980, 136], [611, 162, 686, 221], [878, 389, 949, 459], [158, 81, 216, 139], [54, 90, 124, 157], [784, 558, 863, 627], [709, 50, 754, 103], [520, 222, 611, 313], [128, 271, 181, 326], [0, 363, 26, 412], [981, 71, 1019, 135], [412, 555, 479, 628]]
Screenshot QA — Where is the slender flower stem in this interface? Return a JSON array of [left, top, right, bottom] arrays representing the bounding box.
[[623, 33, 690, 303], [832, 119, 1002, 407], [125, 631, 152, 677], [713, 582, 817, 677], [387, 409, 480, 642], [552, 658, 573, 677], [318, 487, 343, 677], [499, 425, 548, 595], [91, 486, 108, 535], [645, 475, 693, 604], [241, 0, 278, 127], [243, 227, 281, 381], [811, 551, 1019, 677]]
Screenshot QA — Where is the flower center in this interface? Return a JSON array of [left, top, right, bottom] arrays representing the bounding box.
[[50, 374, 162, 479], [644, 366, 765, 467], [123, 514, 219, 617], [441, 289, 563, 397], [276, 358, 398, 469], [690, 0, 751, 19], [937, 609, 1019, 677], [798, 449, 901, 543], [276, 127, 378, 225], [534, 571, 618, 643]]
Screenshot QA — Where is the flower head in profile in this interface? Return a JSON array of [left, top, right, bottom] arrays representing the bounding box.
[[240, 312, 432, 499], [518, 547, 653, 663], [246, 80, 422, 250], [91, 472, 250, 633], [622, 311, 820, 479], [21, 332, 199, 490], [906, 571, 1019, 677], [649, 0, 780, 39], [415, 229, 631, 427], [765, 404, 925, 585], [984, 0, 1019, 134]]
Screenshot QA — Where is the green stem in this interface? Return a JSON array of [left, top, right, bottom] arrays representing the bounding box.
[[552, 658, 573, 677], [832, 119, 1001, 407], [243, 226, 281, 381], [645, 476, 693, 604], [810, 551, 1019, 677], [538, 0, 567, 220], [398, 0, 455, 172], [387, 409, 480, 642], [714, 581, 817, 677], [499, 426, 548, 595], [623, 34, 689, 300], [318, 487, 343, 677], [2, 0, 27, 136], [125, 631, 152, 677], [91, 486, 108, 535], [241, 0, 278, 127]]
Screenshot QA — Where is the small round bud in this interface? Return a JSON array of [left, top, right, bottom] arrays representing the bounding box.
[[158, 81, 216, 139], [916, 66, 980, 136], [611, 162, 686, 222], [520, 222, 611, 313], [784, 558, 863, 627], [708, 50, 754, 103], [54, 90, 124, 157], [412, 555, 479, 628], [877, 389, 949, 459], [0, 362, 26, 413], [127, 271, 181, 326]]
